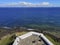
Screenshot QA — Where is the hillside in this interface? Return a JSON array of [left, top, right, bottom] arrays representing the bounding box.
[[0, 25, 60, 45]]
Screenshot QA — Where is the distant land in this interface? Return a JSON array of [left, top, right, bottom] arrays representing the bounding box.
[[0, 7, 60, 27]]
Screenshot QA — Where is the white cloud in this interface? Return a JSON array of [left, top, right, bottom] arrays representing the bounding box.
[[0, 2, 53, 7], [41, 2, 50, 6]]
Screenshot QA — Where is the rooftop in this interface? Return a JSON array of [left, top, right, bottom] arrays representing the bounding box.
[[13, 32, 54, 45]]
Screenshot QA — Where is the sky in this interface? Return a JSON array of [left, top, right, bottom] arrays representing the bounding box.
[[0, 0, 60, 7]]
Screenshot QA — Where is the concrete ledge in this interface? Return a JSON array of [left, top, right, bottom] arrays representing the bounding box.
[[13, 32, 54, 45]]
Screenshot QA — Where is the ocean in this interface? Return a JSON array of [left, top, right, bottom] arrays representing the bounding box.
[[0, 7, 60, 27]]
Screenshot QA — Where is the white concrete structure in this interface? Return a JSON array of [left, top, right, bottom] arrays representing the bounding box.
[[27, 29, 35, 31], [13, 32, 54, 45]]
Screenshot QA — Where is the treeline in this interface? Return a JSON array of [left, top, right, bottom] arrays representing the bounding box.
[[0, 26, 28, 39], [25, 24, 60, 32], [0, 27, 17, 39]]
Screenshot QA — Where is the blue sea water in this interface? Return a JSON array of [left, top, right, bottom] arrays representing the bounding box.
[[0, 7, 60, 27]]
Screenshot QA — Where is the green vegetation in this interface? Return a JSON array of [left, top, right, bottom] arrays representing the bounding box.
[[16, 31, 27, 36], [0, 31, 27, 45], [0, 35, 14, 45], [0, 24, 60, 45], [45, 34, 60, 45], [26, 24, 60, 32]]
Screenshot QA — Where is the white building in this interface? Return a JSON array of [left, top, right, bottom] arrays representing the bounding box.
[[13, 32, 54, 45]]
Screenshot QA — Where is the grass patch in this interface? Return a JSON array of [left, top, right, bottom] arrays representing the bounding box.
[[0, 31, 27, 45], [0, 34, 14, 45], [16, 31, 27, 36], [45, 35, 60, 45]]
